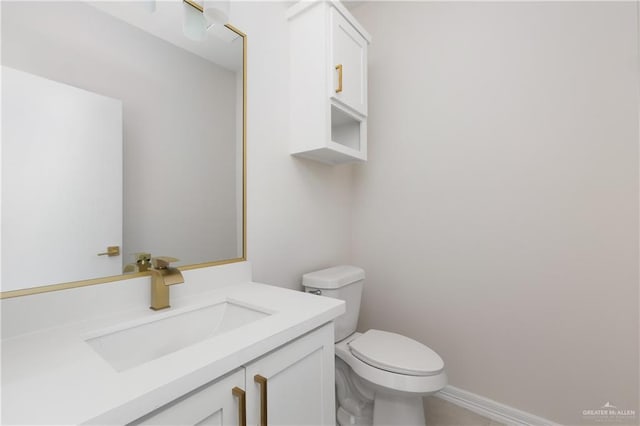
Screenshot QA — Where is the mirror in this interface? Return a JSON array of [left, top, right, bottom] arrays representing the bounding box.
[[0, 1, 246, 296]]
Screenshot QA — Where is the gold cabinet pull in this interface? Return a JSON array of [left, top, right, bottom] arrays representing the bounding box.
[[254, 375, 268, 426], [232, 387, 246, 426], [335, 64, 343, 93], [97, 246, 120, 257]]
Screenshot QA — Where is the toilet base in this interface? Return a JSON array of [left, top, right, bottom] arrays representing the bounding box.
[[337, 406, 373, 426], [336, 392, 425, 426], [372, 392, 425, 426]]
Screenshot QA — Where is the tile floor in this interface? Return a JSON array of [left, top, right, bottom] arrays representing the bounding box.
[[424, 396, 505, 426]]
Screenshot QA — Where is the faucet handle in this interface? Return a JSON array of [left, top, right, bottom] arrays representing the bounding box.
[[134, 252, 152, 262], [151, 256, 179, 269]]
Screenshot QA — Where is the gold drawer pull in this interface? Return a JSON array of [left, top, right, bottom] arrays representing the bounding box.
[[232, 387, 246, 426], [97, 246, 120, 257], [254, 375, 268, 426], [335, 64, 343, 93]]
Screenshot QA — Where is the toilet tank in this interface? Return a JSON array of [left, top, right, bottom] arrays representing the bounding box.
[[302, 265, 365, 342]]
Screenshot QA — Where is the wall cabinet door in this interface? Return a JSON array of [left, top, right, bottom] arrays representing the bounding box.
[[129, 369, 245, 426], [245, 323, 335, 426], [330, 8, 367, 116]]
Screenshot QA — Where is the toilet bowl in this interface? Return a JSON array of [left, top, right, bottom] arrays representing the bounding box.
[[302, 266, 447, 426]]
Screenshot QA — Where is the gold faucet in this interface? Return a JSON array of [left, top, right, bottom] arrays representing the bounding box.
[[123, 252, 152, 274], [149, 256, 184, 310]]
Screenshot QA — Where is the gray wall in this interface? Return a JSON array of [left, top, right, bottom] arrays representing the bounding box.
[[351, 2, 639, 424], [232, 1, 355, 290]]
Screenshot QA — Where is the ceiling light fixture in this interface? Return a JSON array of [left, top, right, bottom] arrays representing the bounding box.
[[183, 0, 229, 26], [182, 0, 207, 41], [202, 0, 229, 26]]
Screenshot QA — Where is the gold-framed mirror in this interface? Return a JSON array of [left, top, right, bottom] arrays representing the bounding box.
[[0, 0, 246, 299]]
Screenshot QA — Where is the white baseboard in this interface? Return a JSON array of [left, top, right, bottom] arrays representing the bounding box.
[[435, 385, 562, 426]]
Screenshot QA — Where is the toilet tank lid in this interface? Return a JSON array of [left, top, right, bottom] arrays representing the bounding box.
[[302, 265, 365, 289]]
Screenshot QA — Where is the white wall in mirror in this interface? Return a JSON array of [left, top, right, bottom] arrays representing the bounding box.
[[1, 1, 244, 292], [2, 66, 123, 292], [89, 1, 242, 70]]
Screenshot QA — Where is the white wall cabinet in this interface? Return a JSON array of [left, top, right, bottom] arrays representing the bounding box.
[[288, 1, 371, 165], [129, 323, 335, 426]]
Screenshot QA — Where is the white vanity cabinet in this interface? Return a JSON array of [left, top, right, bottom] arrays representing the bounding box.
[[245, 321, 335, 425], [129, 323, 335, 426], [130, 369, 245, 426], [0, 276, 345, 425], [288, 0, 371, 165]]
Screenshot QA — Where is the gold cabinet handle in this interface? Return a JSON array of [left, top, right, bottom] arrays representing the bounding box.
[[335, 64, 343, 93], [232, 387, 246, 426], [97, 246, 120, 257], [254, 375, 268, 426]]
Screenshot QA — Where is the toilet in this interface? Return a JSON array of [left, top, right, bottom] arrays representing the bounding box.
[[303, 266, 447, 426]]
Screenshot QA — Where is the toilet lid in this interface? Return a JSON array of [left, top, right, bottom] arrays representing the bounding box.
[[348, 330, 444, 376]]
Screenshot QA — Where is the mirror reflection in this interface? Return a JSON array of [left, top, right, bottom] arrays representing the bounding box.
[[1, 1, 245, 294]]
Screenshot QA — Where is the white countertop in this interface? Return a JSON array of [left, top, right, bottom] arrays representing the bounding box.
[[1, 282, 344, 425]]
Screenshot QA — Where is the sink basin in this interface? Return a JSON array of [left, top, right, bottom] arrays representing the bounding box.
[[85, 301, 270, 371]]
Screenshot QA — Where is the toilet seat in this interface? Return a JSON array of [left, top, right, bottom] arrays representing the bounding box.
[[335, 332, 448, 395], [349, 330, 444, 376]]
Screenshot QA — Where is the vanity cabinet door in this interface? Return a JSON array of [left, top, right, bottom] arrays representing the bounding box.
[[245, 323, 335, 426], [129, 369, 245, 426], [330, 7, 367, 116]]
